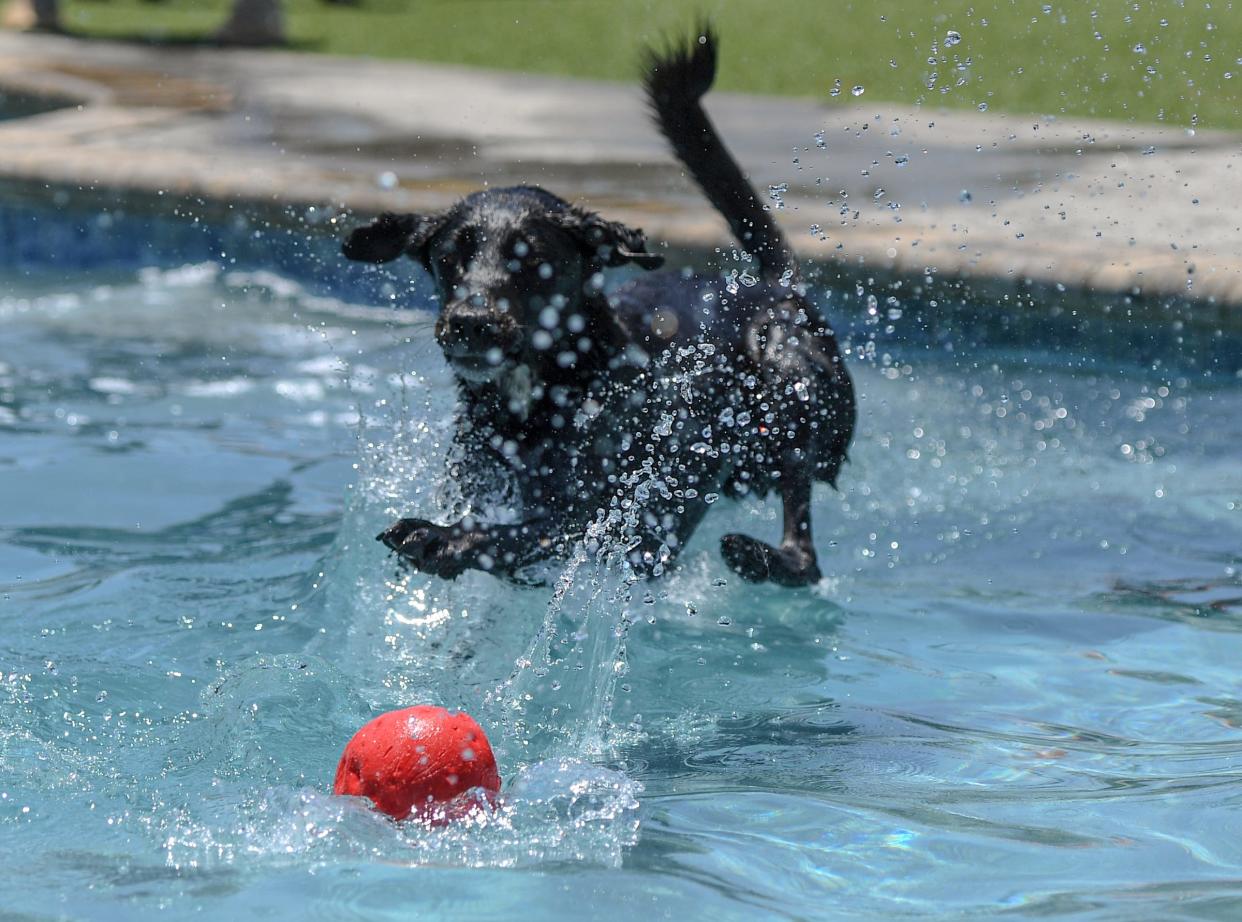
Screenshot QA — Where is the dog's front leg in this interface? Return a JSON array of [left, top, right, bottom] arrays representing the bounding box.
[[378, 516, 561, 579]]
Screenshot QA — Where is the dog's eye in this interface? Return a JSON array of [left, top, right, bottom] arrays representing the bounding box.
[[438, 229, 479, 271], [508, 240, 542, 268], [432, 251, 460, 282]]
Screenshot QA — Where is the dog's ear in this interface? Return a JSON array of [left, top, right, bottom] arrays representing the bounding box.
[[341, 211, 445, 265], [550, 207, 665, 270]]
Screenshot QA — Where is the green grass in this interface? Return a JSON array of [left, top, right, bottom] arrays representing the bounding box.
[[61, 0, 1242, 129]]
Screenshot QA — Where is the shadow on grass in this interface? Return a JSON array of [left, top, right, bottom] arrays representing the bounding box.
[[56, 27, 324, 53]]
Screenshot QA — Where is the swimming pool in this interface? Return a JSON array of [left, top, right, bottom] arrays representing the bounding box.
[[0, 88, 71, 121], [2, 197, 1241, 919]]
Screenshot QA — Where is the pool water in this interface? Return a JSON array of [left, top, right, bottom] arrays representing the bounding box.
[[2, 253, 1241, 919], [0, 90, 70, 122]]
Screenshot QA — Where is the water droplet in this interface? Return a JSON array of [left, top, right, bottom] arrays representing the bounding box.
[[945, 30, 962, 46], [1133, 43, 1147, 54], [704, 492, 719, 504], [377, 171, 398, 190], [851, 85, 865, 97]]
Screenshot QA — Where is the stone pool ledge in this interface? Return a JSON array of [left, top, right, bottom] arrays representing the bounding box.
[[2, 29, 1242, 307]]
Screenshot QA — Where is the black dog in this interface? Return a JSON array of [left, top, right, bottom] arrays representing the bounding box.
[[342, 30, 855, 586]]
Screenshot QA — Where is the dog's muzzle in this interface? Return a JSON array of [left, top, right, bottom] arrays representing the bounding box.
[[436, 303, 521, 380]]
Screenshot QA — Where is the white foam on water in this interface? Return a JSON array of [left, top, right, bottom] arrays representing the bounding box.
[[153, 758, 640, 872]]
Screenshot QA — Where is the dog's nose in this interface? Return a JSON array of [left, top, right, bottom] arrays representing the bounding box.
[[438, 304, 518, 355], [444, 312, 493, 350]]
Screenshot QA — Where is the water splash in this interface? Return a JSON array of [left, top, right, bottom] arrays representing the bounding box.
[[155, 757, 639, 872]]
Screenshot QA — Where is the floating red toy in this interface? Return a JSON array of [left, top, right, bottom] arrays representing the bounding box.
[[333, 705, 500, 821]]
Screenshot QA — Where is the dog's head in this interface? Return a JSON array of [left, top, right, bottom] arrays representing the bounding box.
[[343, 186, 663, 386]]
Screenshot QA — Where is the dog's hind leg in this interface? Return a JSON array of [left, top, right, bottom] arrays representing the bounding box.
[[720, 453, 822, 587], [717, 293, 849, 587]]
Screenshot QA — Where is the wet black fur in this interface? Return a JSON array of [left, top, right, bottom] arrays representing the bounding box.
[[342, 28, 855, 586]]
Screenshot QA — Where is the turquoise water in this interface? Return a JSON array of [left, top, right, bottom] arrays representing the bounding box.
[[2, 251, 1241, 919]]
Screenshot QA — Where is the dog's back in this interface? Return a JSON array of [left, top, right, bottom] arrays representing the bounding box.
[[633, 29, 855, 496]]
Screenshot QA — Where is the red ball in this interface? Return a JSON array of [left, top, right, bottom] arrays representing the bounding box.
[[333, 706, 500, 821]]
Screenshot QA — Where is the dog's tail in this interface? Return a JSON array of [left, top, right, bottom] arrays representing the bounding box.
[[644, 26, 797, 284]]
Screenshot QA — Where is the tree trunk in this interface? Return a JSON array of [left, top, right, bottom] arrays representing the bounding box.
[[215, 0, 285, 46], [2, 0, 61, 31], [30, 0, 57, 30]]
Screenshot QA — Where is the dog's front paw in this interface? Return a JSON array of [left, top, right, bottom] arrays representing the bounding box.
[[377, 518, 470, 579], [720, 533, 822, 587]]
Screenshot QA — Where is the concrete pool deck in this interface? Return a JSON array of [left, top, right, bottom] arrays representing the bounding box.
[[2, 29, 1242, 307]]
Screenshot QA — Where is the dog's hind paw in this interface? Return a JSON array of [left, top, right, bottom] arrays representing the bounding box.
[[720, 533, 822, 587]]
